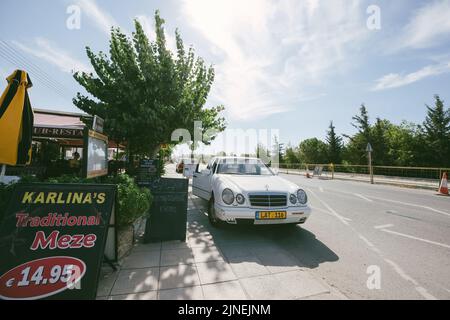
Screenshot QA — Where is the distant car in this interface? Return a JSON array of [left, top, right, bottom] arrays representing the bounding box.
[[192, 157, 311, 227]]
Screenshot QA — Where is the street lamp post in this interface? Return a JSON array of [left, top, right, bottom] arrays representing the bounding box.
[[366, 143, 374, 184]]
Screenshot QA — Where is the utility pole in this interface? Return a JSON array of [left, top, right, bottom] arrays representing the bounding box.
[[366, 143, 374, 184]]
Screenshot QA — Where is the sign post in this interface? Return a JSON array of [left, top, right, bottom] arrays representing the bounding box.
[[366, 143, 374, 184], [0, 183, 116, 300]]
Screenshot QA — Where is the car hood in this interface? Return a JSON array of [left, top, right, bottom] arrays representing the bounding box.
[[217, 174, 299, 193]]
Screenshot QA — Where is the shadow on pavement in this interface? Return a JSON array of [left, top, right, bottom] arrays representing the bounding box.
[[190, 197, 339, 272]]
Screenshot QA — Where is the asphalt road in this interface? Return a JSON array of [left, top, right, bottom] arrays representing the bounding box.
[[167, 164, 450, 299], [280, 173, 450, 299]]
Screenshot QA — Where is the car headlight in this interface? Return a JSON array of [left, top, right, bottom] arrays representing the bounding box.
[[222, 188, 235, 205], [289, 194, 297, 204], [236, 193, 245, 205], [297, 189, 307, 204]]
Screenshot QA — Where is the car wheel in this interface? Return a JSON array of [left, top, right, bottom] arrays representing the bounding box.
[[208, 196, 222, 228]]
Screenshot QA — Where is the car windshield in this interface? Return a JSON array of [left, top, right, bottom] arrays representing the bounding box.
[[216, 159, 274, 175]]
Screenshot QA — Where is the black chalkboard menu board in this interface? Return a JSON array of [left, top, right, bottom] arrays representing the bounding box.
[[144, 178, 188, 243], [136, 159, 159, 184]]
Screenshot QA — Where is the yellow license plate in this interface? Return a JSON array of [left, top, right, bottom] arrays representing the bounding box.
[[256, 211, 287, 220]]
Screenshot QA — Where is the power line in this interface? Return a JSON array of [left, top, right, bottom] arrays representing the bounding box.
[[0, 40, 75, 102], [0, 46, 69, 100], [0, 40, 74, 95], [0, 44, 70, 99]]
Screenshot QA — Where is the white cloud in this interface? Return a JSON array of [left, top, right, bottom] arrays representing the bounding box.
[[399, 0, 450, 49], [12, 38, 91, 74], [76, 0, 119, 35], [181, 0, 369, 121], [135, 15, 177, 53], [372, 62, 450, 91]]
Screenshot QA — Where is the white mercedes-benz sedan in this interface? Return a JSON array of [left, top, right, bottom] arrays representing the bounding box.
[[192, 157, 311, 227]]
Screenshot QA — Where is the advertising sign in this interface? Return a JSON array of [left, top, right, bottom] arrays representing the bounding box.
[[33, 126, 84, 139], [0, 183, 116, 300], [83, 130, 108, 179], [92, 116, 104, 134], [136, 159, 159, 185]]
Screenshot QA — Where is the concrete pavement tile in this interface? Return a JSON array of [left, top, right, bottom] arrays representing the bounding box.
[[228, 256, 271, 278], [132, 242, 162, 252], [303, 293, 346, 300], [158, 286, 204, 300], [96, 270, 119, 297], [162, 240, 190, 250], [202, 281, 247, 300], [188, 231, 214, 240], [274, 270, 329, 299], [121, 250, 161, 269], [108, 291, 158, 300], [159, 264, 201, 290], [196, 261, 237, 285], [192, 246, 225, 263], [161, 248, 195, 266], [111, 267, 159, 295], [188, 235, 216, 248], [239, 274, 296, 300]]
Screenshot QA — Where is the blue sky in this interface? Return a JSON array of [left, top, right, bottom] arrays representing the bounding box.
[[1, 0, 450, 155]]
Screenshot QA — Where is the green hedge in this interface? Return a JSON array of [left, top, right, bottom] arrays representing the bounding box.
[[0, 174, 152, 230]]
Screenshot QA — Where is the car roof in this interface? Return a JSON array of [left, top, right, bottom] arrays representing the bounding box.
[[214, 156, 260, 161]]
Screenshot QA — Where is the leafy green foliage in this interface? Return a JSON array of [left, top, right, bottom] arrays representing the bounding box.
[[98, 174, 152, 228], [325, 121, 343, 164], [73, 11, 225, 157], [280, 95, 450, 167], [423, 95, 450, 166], [298, 138, 328, 164]]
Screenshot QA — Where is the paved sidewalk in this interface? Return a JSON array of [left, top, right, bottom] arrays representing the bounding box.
[[96, 195, 346, 300]]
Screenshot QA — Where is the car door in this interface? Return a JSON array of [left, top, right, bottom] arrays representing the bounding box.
[[193, 158, 216, 200]]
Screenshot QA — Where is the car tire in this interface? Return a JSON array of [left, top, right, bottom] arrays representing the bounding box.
[[208, 196, 223, 228]]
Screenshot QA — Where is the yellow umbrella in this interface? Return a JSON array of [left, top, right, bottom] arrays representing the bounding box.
[[0, 70, 34, 170]]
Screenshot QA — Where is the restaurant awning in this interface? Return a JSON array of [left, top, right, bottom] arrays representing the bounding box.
[[33, 108, 88, 139], [32, 108, 124, 148]]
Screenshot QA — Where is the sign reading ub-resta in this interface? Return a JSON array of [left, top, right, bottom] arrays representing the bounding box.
[[0, 183, 116, 300]]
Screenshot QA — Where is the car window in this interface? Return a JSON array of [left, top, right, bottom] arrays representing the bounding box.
[[216, 159, 273, 175], [196, 163, 207, 173]]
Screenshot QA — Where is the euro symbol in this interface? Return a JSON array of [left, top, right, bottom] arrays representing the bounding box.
[[6, 278, 15, 287]]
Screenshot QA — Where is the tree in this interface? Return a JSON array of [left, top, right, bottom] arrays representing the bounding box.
[[378, 121, 427, 167], [344, 104, 372, 164], [351, 104, 371, 140], [256, 143, 270, 162], [284, 144, 300, 165], [370, 118, 392, 165], [325, 121, 343, 164], [298, 138, 328, 164], [422, 95, 450, 166], [73, 11, 226, 164]]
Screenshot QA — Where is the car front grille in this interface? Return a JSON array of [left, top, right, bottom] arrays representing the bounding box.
[[249, 193, 287, 207]]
